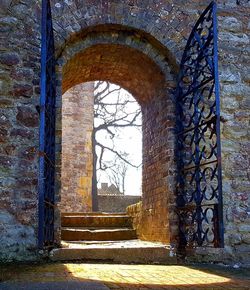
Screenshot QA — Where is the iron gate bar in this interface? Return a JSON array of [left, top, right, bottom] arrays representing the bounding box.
[[180, 77, 214, 100], [38, 0, 56, 249], [213, 0, 224, 249], [176, 1, 224, 250], [183, 159, 218, 173], [177, 115, 216, 136]]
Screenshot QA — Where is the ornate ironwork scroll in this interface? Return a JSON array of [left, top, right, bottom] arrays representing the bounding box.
[[38, 0, 56, 249], [176, 2, 224, 250]]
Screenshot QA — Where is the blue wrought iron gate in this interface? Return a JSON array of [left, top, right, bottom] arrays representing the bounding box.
[[38, 0, 56, 249], [176, 1, 224, 250]]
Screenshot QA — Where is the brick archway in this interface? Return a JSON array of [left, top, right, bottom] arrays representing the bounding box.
[[54, 25, 179, 246]]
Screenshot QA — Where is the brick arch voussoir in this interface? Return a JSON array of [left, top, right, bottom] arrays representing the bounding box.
[[55, 25, 180, 106]]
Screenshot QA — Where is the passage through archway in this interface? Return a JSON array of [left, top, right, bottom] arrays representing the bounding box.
[[55, 38, 177, 245]]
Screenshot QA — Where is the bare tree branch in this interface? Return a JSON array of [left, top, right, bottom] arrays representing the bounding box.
[[92, 81, 142, 204], [95, 141, 140, 168]]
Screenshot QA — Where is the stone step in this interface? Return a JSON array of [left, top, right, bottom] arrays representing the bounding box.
[[50, 240, 177, 264], [62, 215, 132, 228], [61, 212, 127, 217], [61, 227, 137, 241]]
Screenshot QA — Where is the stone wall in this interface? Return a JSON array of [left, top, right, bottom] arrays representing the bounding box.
[[60, 82, 94, 213], [0, 0, 249, 264], [216, 1, 250, 266], [98, 195, 141, 213], [0, 1, 41, 261]]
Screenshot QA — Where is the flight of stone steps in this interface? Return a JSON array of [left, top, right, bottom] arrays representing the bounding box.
[[61, 212, 137, 241], [50, 212, 176, 264]]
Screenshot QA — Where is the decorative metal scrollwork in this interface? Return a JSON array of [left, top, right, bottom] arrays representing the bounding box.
[[176, 2, 224, 250], [38, 0, 56, 249]]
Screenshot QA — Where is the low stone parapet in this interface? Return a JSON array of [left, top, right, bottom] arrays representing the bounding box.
[[126, 201, 143, 237]]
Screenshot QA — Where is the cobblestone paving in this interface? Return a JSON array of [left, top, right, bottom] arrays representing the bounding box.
[[0, 263, 250, 290]]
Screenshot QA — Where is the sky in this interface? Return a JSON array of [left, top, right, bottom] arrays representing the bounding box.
[[94, 82, 142, 196]]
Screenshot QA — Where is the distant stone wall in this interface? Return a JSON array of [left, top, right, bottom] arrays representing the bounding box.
[[98, 195, 141, 213], [59, 83, 94, 213]]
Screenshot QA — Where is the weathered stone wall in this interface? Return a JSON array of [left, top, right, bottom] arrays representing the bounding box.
[[0, 0, 249, 264], [60, 82, 94, 213], [98, 195, 141, 213], [216, 1, 250, 266], [0, 1, 41, 261]]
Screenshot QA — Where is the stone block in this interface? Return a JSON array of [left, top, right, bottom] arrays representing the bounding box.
[[219, 32, 249, 46], [220, 16, 242, 33], [13, 83, 33, 98], [16, 107, 38, 127], [0, 52, 20, 66]]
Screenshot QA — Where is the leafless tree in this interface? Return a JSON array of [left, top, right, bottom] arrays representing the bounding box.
[[92, 81, 141, 210], [107, 155, 129, 195]]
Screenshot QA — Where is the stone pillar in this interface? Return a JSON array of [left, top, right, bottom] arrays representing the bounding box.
[[60, 82, 94, 212]]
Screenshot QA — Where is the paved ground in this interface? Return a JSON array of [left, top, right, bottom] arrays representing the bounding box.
[[0, 262, 250, 290]]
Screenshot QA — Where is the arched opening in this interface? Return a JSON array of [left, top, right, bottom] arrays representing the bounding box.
[[53, 26, 178, 251], [59, 80, 143, 214]]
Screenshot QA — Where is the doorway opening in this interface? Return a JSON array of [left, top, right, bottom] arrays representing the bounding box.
[[59, 80, 142, 214], [53, 36, 177, 248], [50, 32, 177, 262]]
